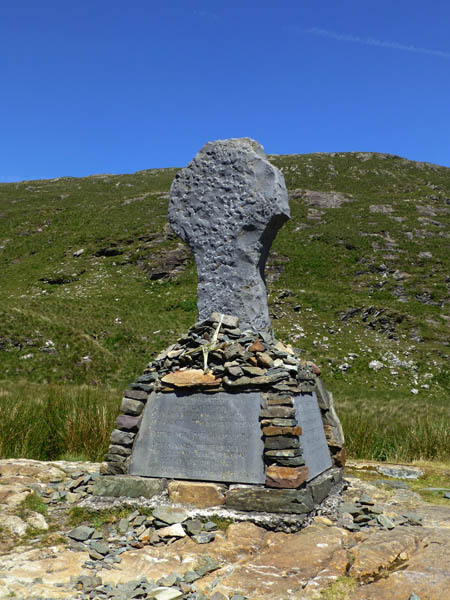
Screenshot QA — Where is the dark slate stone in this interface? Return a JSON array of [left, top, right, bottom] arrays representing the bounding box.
[[120, 398, 144, 416], [108, 444, 132, 456], [115, 414, 141, 431], [68, 526, 95, 541], [124, 389, 148, 401], [309, 471, 333, 504], [110, 429, 135, 446], [185, 519, 203, 536], [294, 392, 332, 481], [260, 406, 295, 419], [103, 462, 128, 475], [129, 383, 153, 392], [272, 456, 306, 467], [264, 448, 301, 458], [152, 506, 189, 524], [92, 476, 165, 498], [168, 138, 290, 332], [264, 436, 300, 450], [130, 391, 265, 484], [104, 453, 127, 463], [192, 533, 215, 544], [225, 487, 314, 514], [136, 373, 158, 383]]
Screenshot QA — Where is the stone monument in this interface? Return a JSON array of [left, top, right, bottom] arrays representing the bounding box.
[[101, 138, 345, 518], [168, 138, 289, 332]]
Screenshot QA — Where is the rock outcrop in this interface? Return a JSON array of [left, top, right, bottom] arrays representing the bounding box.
[[1, 459, 449, 599]]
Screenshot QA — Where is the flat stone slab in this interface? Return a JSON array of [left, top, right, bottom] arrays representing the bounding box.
[[130, 391, 265, 484], [294, 392, 332, 481], [92, 475, 165, 498]]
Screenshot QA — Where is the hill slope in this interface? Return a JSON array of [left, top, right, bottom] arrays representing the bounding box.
[[0, 151, 449, 460]]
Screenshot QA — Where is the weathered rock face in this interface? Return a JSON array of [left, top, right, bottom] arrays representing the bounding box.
[[1, 459, 450, 599], [169, 138, 290, 331]]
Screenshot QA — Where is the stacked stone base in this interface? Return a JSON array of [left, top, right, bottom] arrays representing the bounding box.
[[93, 468, 344, 531], [101, 314, 345, 519]]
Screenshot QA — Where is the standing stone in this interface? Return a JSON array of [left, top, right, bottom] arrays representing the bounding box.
[[169, 138, 290, 331]]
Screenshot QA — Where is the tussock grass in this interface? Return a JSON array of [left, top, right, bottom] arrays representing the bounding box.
[[0, 380, 447, 464], [341, 408, 450, 462], [0, 381, 120, 461]]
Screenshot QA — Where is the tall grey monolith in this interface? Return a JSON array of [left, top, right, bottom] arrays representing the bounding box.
[[169, 138, 290, 331]]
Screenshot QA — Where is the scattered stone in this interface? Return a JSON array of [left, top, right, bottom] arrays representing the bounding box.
[[157, 523, 186, 538], [377, 514, 395, 529], [153, 506, 189, 525], [26, 512, 49, 531], [184, 519, 203, 536], [369, 360, 385, 371], [147, 587, 183, 600], [403, 512, 423, 526], [3, 515, 28, 536], [192, 532, 215, 544], [375, 479, 410, 490], [68, 525, 95, 541], [377, 465, 424, 479]]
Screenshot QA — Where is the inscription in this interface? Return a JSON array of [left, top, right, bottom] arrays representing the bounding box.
[[130, 391, 265, 484], [294, 392, 332, 480]]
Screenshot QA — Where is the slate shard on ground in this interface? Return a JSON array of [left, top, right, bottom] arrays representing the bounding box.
[[169, 137, 290, 331]]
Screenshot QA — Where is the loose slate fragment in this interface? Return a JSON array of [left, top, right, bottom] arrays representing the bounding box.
[[169, 138, 290, 331]]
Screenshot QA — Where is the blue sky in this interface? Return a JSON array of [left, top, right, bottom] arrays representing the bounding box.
[[1, 0, 449, 181]]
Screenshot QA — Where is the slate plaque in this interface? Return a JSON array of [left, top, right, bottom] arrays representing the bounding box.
[[294, 392, 332, 481], [130, 391, 265, 484]]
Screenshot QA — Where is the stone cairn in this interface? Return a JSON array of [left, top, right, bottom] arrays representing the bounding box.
[[101, 138, 345, 520]]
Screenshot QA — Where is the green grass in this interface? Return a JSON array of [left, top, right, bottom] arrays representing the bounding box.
[[0, 381, 120, 461], [345, 460, 450, 504], [67, 505, 151, 528], [17, 492, 48, 518], [320, 576, 358, 600], [0, 152, 449, 463]]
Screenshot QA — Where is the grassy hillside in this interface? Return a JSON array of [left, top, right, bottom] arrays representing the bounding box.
[[1, 151, 449, 461]]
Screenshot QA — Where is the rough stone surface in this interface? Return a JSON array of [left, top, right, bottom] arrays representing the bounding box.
[[168, 138, 290, 331], [119, 397, 145, 416], [92, 475, 165, 498], [168, 481, 226, 508], [225, 486, 314, 514], [114, 414, 141, 431], [152, 506, 189, 525], [3, 515, 28, 536], [161, 369, 221, 387], [1, 459, 450, 599], [265, 465, 309, 489]]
